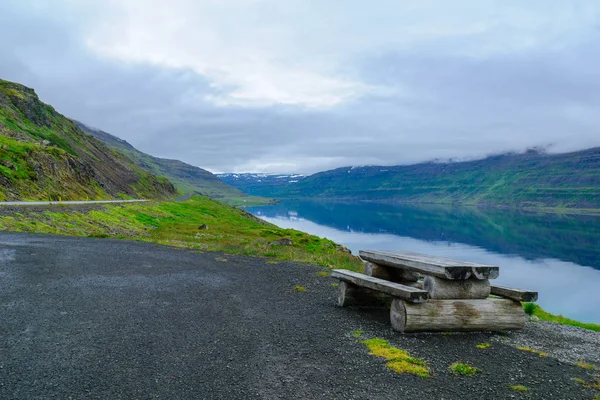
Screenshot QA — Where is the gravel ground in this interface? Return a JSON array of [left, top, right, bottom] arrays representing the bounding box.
[[0, 232, 598, 400], [494, 320, 600, 366]]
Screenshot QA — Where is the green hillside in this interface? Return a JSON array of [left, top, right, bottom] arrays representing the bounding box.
[[75, 121, 265, 204], [0, 78, 176, 200], [221, 149, 600, 210]]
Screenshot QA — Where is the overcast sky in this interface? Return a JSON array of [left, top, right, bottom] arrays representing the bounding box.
[[1, 1, 599, 173]]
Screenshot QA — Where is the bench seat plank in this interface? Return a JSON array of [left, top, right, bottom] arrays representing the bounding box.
[[331, 269, 428, 303], [490, 285, 538, 302], [359, 250, 499, 280]]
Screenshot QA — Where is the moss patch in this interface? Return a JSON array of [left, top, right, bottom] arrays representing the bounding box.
[[449, 362, 481, 376], [509, 385, 528, 392], [576, 361, 595, 370], [475, 342, 491, 349], [293, 285, 307, 293], [362, 338, 430, 378], [573, 377, 600, 390], [518, 346, 548, 357]]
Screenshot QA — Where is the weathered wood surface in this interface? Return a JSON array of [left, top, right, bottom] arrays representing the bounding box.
[[359, 250, 499, 280], [363, 261, 419, 282], [331, 270, 428, 303], [390, 298, 526, 333], [490, 285, 538, 302], [337, 281, 383, 307], [423, 276, 490, 299]]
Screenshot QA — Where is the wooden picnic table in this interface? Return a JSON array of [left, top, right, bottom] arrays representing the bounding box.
[[332, 250, 537, 333]]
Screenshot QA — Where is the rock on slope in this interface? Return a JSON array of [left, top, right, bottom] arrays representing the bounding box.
[[0, 78, 176, 201]]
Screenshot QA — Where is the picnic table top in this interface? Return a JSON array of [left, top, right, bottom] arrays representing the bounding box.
[[359, 250, 500, 280]]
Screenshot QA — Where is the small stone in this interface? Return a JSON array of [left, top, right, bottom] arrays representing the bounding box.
[[198, 224, 208, 230], [335, 244, 352, 254], [269, 238, 294, 246]]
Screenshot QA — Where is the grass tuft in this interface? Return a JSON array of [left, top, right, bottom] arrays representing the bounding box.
[[316, 271, 330, 277], [293, 285, 307, 293], [509, 385, 528, 392], [352, 330, 362, 338], [362, 338, 430, 378], [523, 302, 537, 315], [518, 346, 548, 357], [576, 361, 595, 370], [475, 342, 491, 349], [573, 377, 600, 390], [449, 362, 480, 376]]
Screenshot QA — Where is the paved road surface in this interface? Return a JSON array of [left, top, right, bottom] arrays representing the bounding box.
[[0, 200, 147, 206], [0, 233, 594, 399]]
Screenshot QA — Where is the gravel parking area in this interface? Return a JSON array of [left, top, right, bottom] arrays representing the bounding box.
[[0, 232, 597, 399]]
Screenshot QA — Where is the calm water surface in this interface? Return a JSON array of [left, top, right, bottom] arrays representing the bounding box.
[[248, 201, 600, 324]]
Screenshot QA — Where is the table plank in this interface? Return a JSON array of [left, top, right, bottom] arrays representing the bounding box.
[[359, 250, 499, 280], [490, 285, 538, 302]]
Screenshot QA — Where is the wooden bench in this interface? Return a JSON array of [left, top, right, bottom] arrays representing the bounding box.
[[331, 270, 428, 306], [332, 250, 537, 333]]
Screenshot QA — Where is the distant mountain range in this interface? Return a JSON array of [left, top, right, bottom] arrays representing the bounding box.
[[217, 173, 305, 195], [76, 122, 248, 199], [219, 148, 600, 210]]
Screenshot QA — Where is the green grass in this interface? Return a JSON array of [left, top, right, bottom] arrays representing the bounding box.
[[518, 346, 548, 357], [449, 362, 481, 376], [293, 285, 307, 293], [0, 196, 364, 272], [523, 303, 600, 332], [509, 385, 528, 392], [475, 342, 491, 349], [362, 338, 430, 377], [576, 361, 595, 370], [573, 377, 600, 390]]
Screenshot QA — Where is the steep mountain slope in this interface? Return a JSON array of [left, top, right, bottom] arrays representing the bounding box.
[[0, 78, 176, 200], [221, 149, 600, 209], [76, 122, 249, 200]]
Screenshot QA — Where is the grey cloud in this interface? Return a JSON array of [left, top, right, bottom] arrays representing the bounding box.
[[1, 1, 599, 174]]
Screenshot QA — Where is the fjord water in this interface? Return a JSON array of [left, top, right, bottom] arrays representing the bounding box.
[[247, 201, 600, 324]]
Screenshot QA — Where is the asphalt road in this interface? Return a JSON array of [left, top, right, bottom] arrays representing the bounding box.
[[0, 200, 147, 206], [0, 233, 595, 399]]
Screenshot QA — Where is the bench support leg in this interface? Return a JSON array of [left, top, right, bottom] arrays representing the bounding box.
[[337, 281, 383, 307]]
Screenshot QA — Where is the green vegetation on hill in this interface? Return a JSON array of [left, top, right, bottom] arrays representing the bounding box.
[[222, 149, 600, 211], [523, 303, 600, 332], [76, 122, 269, 205], [0, 196, 362, 271], [0, 78, 177, 200]]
